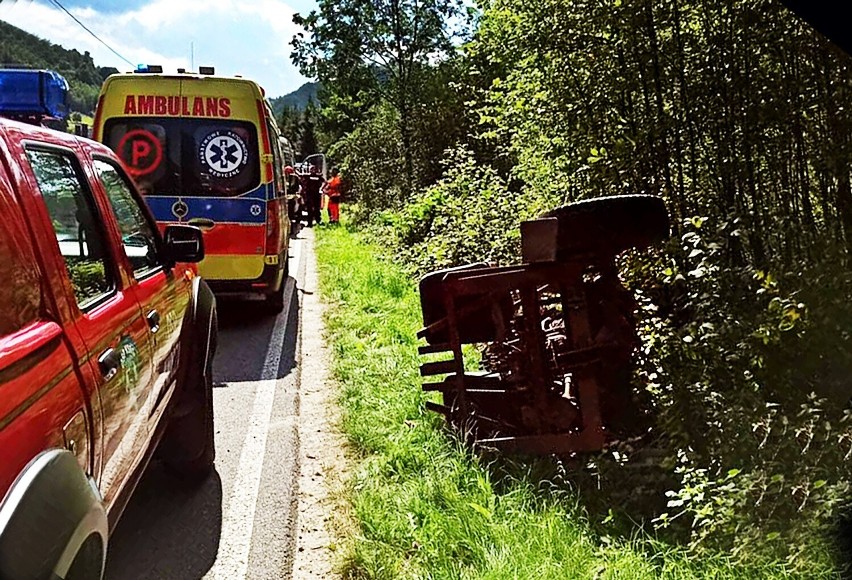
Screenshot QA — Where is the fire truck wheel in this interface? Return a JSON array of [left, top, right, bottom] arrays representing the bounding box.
[[64, 534, 105, 580], [540, 195, 670, 256], [161, 315, 217, 483], [0, 450, 108, 580]]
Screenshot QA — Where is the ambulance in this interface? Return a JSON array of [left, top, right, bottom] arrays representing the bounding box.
[[92, 65, 292, 314]]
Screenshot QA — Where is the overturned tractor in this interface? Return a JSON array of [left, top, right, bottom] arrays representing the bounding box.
[[416, 195, 670, 455]]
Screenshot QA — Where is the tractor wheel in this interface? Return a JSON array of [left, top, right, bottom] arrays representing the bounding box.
[[540, 194, 670, 256]]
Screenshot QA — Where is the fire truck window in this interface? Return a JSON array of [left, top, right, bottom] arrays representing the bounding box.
[[0, 188, 40, 336], [26, 148, 114, 308], [94, 159, 162, 280]]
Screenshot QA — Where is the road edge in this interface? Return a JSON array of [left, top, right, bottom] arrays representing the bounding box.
[[291, 228, 351, 579]]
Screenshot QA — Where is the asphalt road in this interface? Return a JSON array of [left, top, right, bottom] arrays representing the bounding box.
[[104, 233, 308, 580]]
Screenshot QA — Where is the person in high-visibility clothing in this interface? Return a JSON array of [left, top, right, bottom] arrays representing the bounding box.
[[325, 166, 344, 224]]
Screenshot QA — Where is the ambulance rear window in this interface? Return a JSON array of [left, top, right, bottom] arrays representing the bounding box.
[[102, 118, 260, 197]]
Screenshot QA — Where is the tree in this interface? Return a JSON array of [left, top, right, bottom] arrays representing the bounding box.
[[278, 105, 302, 146], [291, 0, 466, 190], [298, 101, 320, 159]]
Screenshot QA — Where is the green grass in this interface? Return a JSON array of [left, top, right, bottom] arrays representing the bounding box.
[[314, 223, 836, 580]]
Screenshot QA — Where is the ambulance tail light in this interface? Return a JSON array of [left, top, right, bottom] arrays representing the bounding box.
[[265, 202, 281, 257], [256, 100, 274, 183]]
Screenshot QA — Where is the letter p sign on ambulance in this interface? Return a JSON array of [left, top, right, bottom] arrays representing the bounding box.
[[118, 129, 163, 177]]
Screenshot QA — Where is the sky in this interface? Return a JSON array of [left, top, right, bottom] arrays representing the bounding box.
[[0, 0, 318, 98]]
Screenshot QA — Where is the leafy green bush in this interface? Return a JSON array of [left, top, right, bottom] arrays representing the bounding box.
[[618, 216, 852, 568], [368, 145, 548, 274]]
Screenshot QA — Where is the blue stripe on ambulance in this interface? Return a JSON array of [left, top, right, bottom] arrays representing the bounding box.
[[145, 194, 268, 224]]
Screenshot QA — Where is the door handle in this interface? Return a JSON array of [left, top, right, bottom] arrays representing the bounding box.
[[98, 348, 121, 381], [147, 310, 161, 333], [188, 218, 215, 230]]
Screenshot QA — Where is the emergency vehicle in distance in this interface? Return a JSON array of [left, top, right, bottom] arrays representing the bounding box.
[[279, 135, 304, 223], [93, 65, 293, 314], [0, 69, 217, 580]]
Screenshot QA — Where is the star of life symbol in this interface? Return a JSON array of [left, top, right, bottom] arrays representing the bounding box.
[[250, 204, 262, 216], [199, 130, 247, 178]]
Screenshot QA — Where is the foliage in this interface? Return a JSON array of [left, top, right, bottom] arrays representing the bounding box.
[[268, 81, 321, 115], [303, 0, 852, 571], [330, 101, 405, 213], [66, 260, 108, 304], [618, 216, 852, 568], [278, 105, 301, 147], [291, 0, 471, 192], [277, 100, 323, 161], [371, 145, 534, 274]]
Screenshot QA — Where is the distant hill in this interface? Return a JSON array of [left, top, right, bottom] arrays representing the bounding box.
[[270, 81, 320, 116], [0, 20, 118, 115]]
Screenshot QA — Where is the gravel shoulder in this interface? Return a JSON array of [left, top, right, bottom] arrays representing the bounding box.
[[292, 227, 352, 579]]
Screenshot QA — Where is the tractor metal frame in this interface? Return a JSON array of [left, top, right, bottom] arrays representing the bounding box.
[[416, 196, 669, 455]]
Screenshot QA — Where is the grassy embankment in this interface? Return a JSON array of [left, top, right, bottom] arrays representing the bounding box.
[[314, 222, 830, 580]]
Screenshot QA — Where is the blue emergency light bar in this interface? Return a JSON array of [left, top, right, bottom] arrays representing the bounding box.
[[0, 69, 69, 120], [134, 64, 163, 73]]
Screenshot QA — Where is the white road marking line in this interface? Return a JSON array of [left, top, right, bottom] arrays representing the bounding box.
[[206, 239, 302, 580]]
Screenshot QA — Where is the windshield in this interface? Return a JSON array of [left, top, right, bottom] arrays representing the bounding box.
[[102, 117, 260, 197]]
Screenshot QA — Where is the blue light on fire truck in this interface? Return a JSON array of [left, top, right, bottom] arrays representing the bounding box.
[[0, 69, 69, 119]]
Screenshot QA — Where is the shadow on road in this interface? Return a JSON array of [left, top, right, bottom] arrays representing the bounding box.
[[105, 466, 223, 579], [105, 271, 301, 577], [213, 277, 300, 384]]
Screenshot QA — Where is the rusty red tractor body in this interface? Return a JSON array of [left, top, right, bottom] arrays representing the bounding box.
[[416, 195, 670, 455]]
